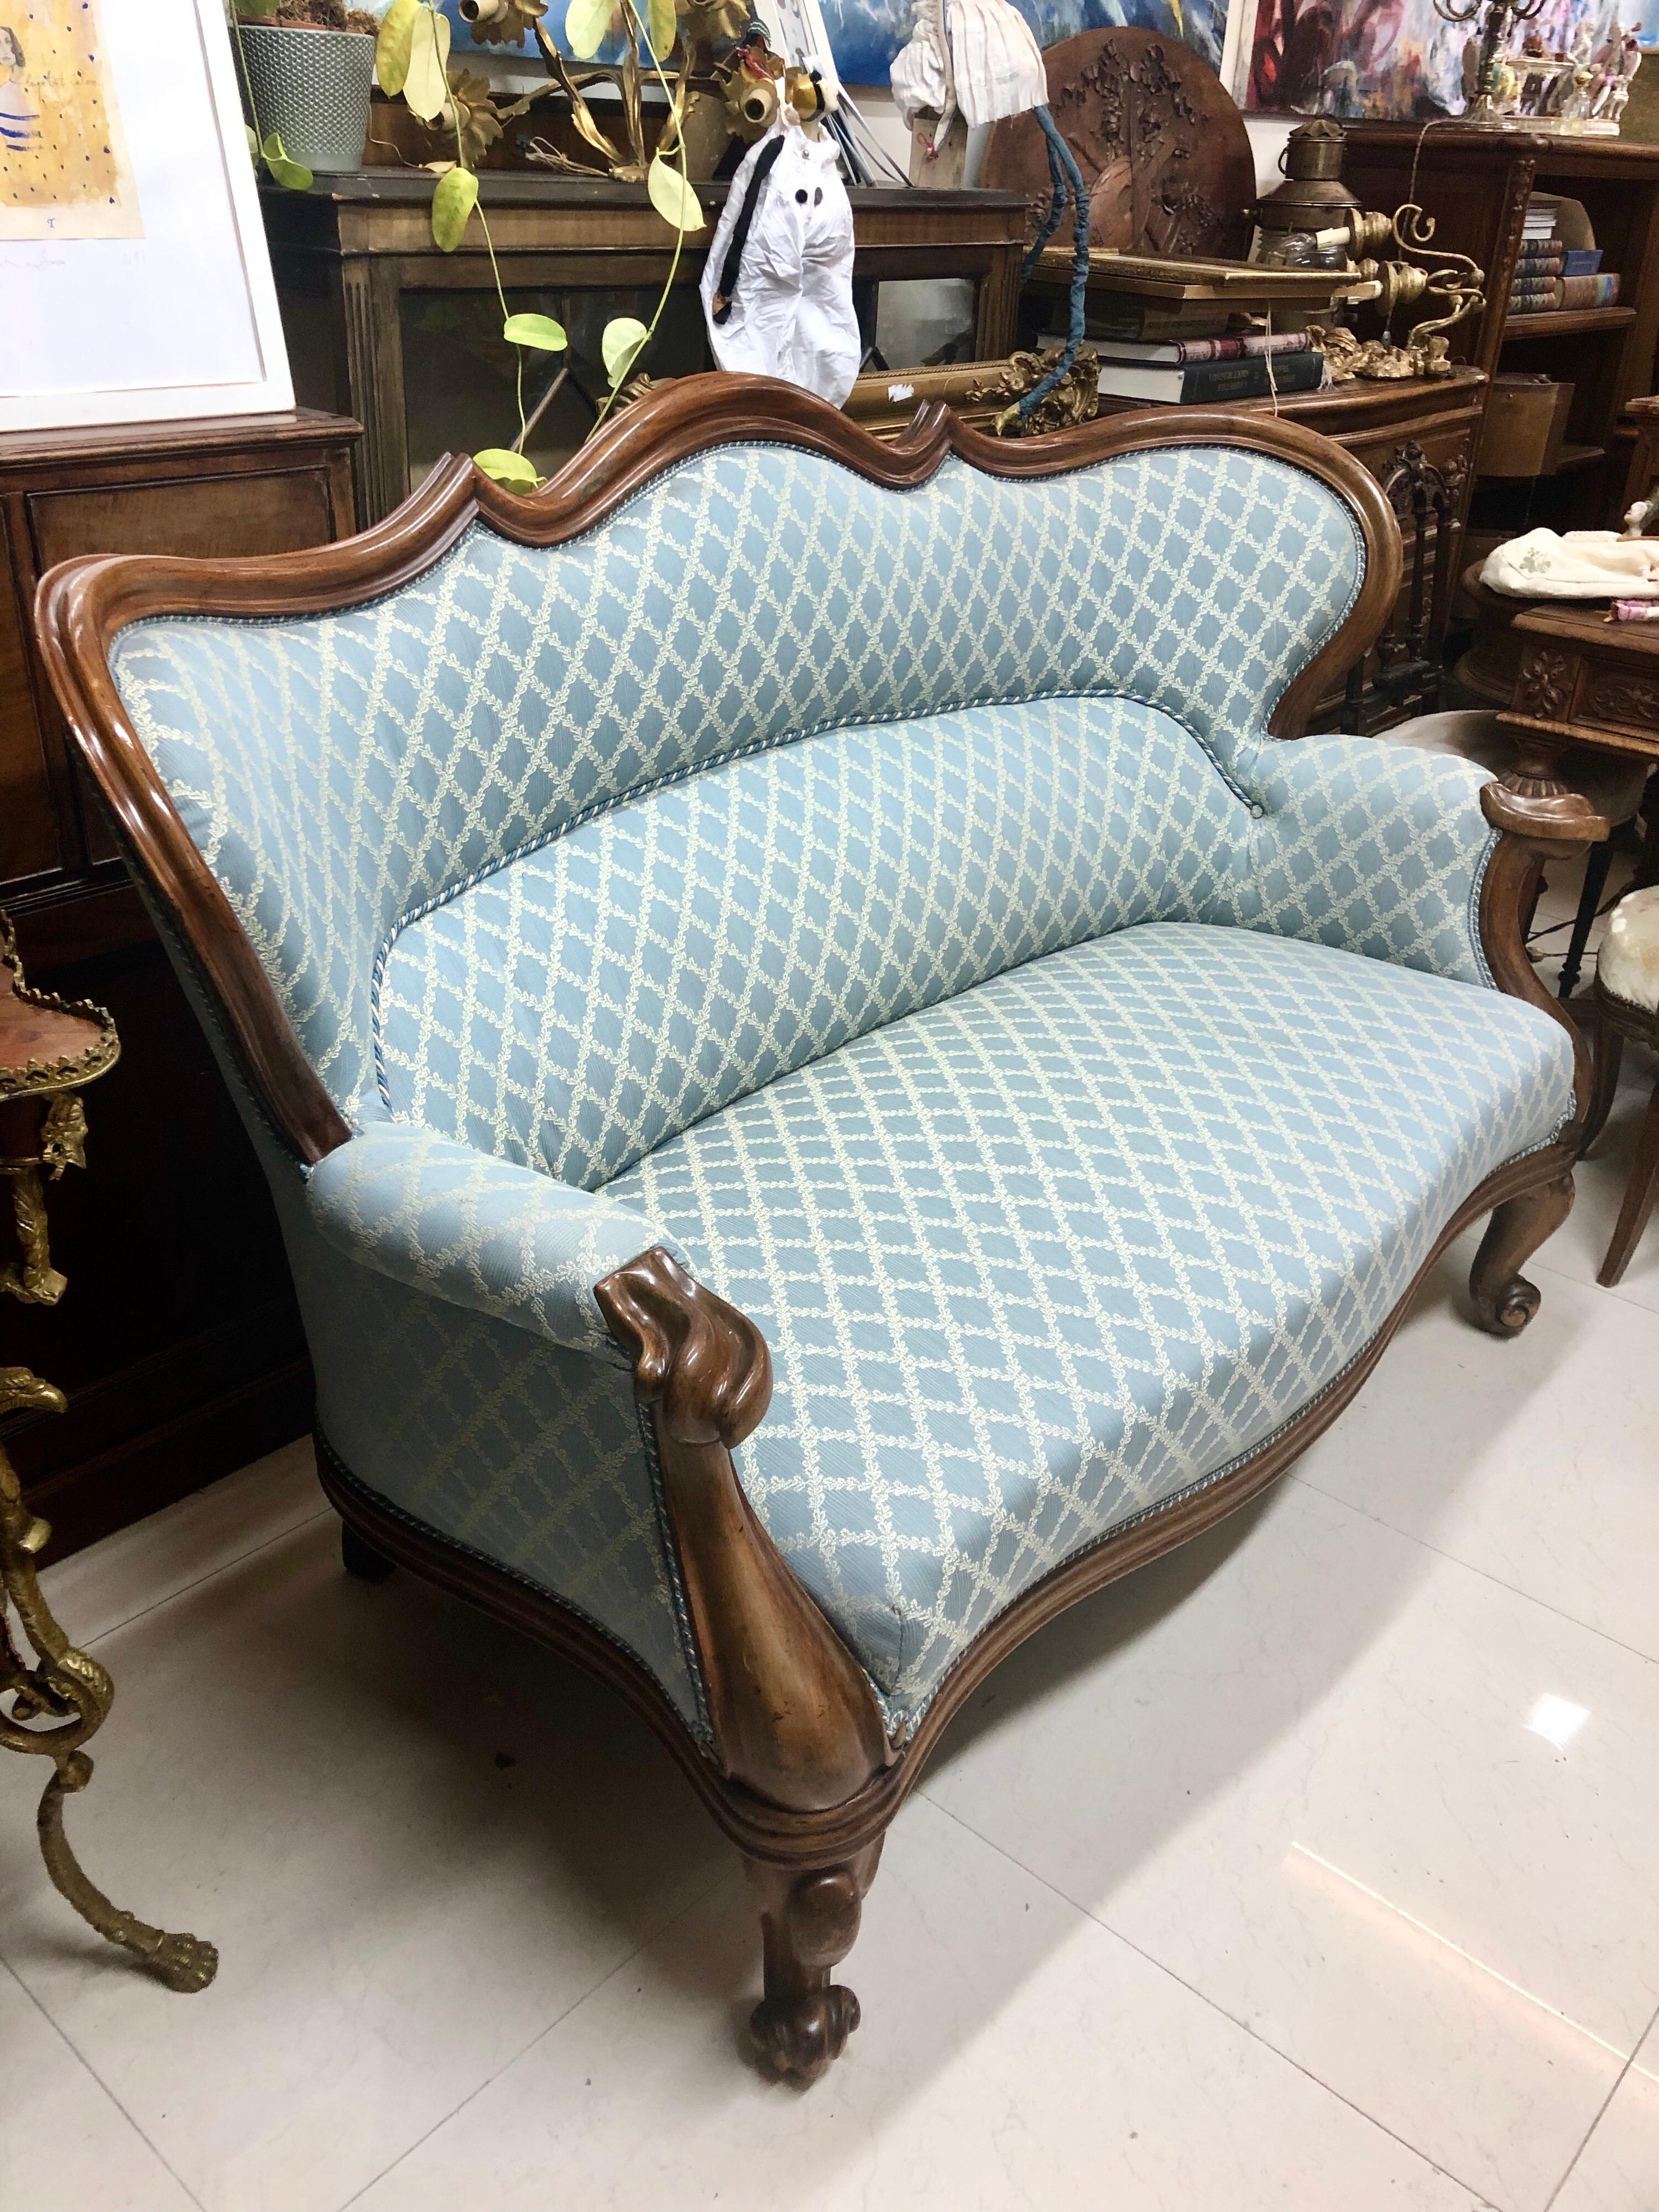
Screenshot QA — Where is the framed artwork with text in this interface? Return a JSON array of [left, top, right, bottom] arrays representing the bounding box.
[[0, 0, 293, 430]]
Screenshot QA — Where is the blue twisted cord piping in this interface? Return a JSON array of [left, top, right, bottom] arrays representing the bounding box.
[[1016, 105, 1091, 425]]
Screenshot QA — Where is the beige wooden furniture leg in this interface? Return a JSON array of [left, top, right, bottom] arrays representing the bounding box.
[[1586, 889, 1659, 1286], [1599, 1076, 1659, 1285]]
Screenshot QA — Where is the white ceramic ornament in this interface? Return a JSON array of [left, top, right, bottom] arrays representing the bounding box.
[[700, 109, 860, 407]]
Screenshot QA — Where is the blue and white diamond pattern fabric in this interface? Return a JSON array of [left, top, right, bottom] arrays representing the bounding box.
[[1212, 735, 1498, 979], [607, 923, 1574, 1730], [304, 1120, 690, 1363], [377, 694, 1241, 1185], [109, 441, 1365, 1130], [285, 1214, 707, 1731], [104, 428, 1549, 1740], [374, 702, 1501, 1192], [195, 1042, 708, 1734]]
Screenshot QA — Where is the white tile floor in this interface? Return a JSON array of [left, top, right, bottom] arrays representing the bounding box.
[[3, 875, 1657, 2212]]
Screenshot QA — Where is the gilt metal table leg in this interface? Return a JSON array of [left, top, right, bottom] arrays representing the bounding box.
[[1, 1375, 217, 1992]]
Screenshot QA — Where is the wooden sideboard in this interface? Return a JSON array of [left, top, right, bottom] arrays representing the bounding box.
[[262, 173, 1030, 523], [0, 409, 360, 1556]]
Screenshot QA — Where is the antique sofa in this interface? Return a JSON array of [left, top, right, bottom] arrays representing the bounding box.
[[38, 379, 1598, 2081]]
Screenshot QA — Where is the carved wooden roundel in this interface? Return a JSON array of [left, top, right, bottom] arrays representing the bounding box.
[[980, 29, 1255, 263]]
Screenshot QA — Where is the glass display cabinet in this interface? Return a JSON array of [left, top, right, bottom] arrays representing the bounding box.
[[262, 173, 1029, 521]]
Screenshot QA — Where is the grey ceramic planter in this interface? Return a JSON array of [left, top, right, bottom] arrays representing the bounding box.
[[237, 24, 374, 176]]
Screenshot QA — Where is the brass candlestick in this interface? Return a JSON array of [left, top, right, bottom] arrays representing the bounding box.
[[1434, 0, 1549, 117], [0, 915, 216, 1991]]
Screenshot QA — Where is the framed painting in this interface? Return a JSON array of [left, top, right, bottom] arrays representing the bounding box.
[[0, 0, 293, 430], [1238, 0, 1659, 117], [820, 0, 1234, 92], [418, 0, 1239, 103]]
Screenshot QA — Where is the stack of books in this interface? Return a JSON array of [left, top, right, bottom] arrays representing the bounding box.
[[1032, 251, 1371, 403], [1088, 324, 1324, 404], [1510, 196, 1619, 316]]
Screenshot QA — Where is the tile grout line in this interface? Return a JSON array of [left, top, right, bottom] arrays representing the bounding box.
[[1542, 1994, 1659, 2211], [0, 1951, 208, 2211], [65, 1504, 336, 1653], [329, 1861, 737, 2212], [1282, 1469, 1659, 1673], [916, 1795, 1502, 2208], [1524, 1246, 1659, 1323]]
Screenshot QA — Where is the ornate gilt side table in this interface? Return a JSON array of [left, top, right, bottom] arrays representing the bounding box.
[[1, 914, 216, 1990]]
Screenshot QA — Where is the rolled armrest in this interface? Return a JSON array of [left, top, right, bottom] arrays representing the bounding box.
[[1217, 734, 1499, 985], [305, 1120, 692, 1365]]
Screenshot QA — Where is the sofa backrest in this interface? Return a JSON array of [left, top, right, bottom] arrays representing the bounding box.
[[105, 415, 1370, 1168]]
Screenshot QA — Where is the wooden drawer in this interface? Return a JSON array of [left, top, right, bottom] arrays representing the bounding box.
[[27, 465, 337, 570]]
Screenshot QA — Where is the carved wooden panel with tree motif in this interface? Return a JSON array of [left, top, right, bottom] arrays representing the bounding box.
[[981, 29, 1254, 262]]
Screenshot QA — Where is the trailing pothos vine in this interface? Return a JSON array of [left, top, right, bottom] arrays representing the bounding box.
[[373, 0, 703, 486]]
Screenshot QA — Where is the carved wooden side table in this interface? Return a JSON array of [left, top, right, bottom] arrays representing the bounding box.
[[1, 914, 216, 1990], [1497, 603, 1659, 997]]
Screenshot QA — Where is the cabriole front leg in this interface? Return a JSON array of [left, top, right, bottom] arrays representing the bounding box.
[[596, 1248, 893, 2080], [747, 1840, 884, 2082], [1469, 1173, 1574, 1335]]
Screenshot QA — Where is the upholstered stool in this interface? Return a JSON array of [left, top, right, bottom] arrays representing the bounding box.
[[1582, 883, 1659, 1284], [1385, 709, 1654, 997]]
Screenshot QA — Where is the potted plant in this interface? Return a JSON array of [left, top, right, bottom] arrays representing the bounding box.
[[232, 1, 381, 178]]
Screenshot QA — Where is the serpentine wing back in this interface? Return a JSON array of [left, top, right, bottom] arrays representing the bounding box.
[[107, 439, 1367, 1168]]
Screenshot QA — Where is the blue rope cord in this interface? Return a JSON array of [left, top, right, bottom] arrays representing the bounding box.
[[1020, 108, 1068, 283], [1017, 105, 1091, 426]]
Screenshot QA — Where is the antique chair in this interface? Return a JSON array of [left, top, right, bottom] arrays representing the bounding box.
[[1582, 882, 1659, 1283], [37, 380, 1596, 2081], [1379, 706, 1653, 998]]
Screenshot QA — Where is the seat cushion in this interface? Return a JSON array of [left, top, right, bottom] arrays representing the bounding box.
[[606, 922, 1573, 1730]]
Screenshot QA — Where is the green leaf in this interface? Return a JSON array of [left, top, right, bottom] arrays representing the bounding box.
[[233, 0, 281, 17], [430, 163, 478, 251], [375, 0, 419, 95], [565, 0, 613, 60], [260, 132, 312, 191], [601, 315, 649, 388], [502, 311, 568, 352], [246, 122, 260, 161], [474, 447, 542, 488], [646, 154, 703, 234], [645, 0, 677, 61], [401, 2, 452, 122]]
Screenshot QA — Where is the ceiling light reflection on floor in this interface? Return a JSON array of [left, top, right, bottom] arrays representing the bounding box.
[[1525, 1694, 1591, 1754]]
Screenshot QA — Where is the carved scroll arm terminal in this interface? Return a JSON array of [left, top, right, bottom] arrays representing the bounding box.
[[597, 1248, 889, 1815]]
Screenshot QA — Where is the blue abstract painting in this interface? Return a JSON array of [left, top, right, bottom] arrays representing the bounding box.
[[819, 0, 1229, 87], [408, 0, 1230, 90]]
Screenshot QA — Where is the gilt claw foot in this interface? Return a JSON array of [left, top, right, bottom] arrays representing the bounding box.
[[749, 1985, 861, 2082], [143, 1929, 220, 1993]]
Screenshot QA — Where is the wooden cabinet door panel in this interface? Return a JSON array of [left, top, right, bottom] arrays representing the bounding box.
[[0, 520, 62, 887], [27, 466, 336, 569]]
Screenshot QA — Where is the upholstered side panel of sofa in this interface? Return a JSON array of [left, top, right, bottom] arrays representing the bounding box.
[[140, 915, 707, 1731]]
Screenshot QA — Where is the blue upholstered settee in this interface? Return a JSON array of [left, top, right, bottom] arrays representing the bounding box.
[[41, 379, 1592, 2081]]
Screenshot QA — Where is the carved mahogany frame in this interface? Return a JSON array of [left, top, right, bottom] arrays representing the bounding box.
[[36, 374, 1589, 2079]]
